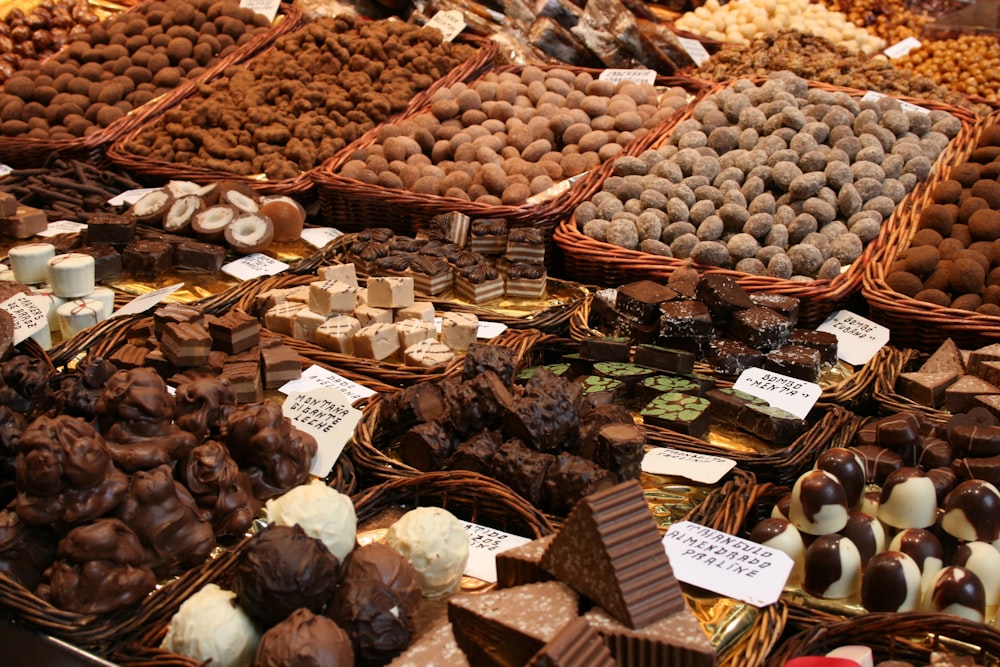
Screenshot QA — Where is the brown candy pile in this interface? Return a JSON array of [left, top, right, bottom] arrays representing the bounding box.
[[0, 0, 100, 82], [895, 34, 1000, 102]]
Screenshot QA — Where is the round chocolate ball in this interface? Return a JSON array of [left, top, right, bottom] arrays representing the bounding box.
[[789, 470, 850, 536], [952, 541, 1000, 606], [255, 608, 354, 667], [815, 448, 866, 509], [941, 479, 1000, 542], [862, 551, 921, 613], [803, 534, 862, 599], [235, 524, 340, 629], [923, 565, 986, 622], [327, 578, 415, 665], [877, 467, 938, 530]]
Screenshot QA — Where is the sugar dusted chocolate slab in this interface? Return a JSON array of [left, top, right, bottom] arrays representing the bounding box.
[[387, 621, 470, 667], [495, 534, 556, 589], [583, 606, 716, 667], [527, 616, 616, 667], [616, 280, 678, 325], [540, 479, 686, 629]]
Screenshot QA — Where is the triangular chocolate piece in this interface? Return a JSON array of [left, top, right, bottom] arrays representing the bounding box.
[[583, 606, 716, 667], [447, 581, 579, 667], [946, 375, 1000, 413], [919, 338, 966, 375], [388, 621, 470, 667], [540, 480, 685, 629], [896, 371, 958, 407], [968, 342, 1000, 376], [496, 534, 555, 589], [527, 616, 617, 667]]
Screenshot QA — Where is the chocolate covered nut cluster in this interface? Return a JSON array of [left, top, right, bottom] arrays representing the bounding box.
[[338, 66, 691, 206], [896, 35, 1000, 103], [0, 0, 99, 82], [123, 16, 477, 180], [886, 123, 1000, 313], [0, 0, 271, 141], [576, 71, 960, 279]]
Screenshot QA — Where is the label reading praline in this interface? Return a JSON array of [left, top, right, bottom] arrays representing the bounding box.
[[663, 521, 792, 607], [459, 521, 530, 584], [283, 387, 363, 477]]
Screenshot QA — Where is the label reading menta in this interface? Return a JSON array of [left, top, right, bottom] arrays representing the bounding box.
[[733, 367, 821, 419]]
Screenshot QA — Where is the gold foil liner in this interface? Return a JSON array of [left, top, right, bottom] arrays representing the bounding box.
[[433, 276, 588, 319]]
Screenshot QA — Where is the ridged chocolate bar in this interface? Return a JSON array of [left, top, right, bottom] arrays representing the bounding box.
[[495, 534, 555, 589], [540, 479, 686, 629], [527, 616, 616, 667], [583, 606, 716, 667]]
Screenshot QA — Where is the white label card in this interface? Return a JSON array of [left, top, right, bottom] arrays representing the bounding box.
[[113, 283, 185, 318], [816, 309, 890, 366], [283, 387, 362, 478], [860, 90, 930, 115], [107, 188, 159, 207], [677, 36, 711, 66], [641, 447, 736, 484], [300, 227, 344, 249], [663, 521, 792, 607], [425, 10, 465, 41], [222, 253, 289, 281], [279, 364, 376, 402], [599, 69, 657, 85], [884, 36, 922, 59], [37, 220, 88, 237], [0, 293, 48, 344], [459, 521, 530, 583], [239, 0, 280, 21], [733, 367, 821, 419]]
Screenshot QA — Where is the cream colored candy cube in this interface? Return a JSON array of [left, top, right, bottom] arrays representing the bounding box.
[[396, 301, 435, 323], [317, 263, 358, 287], [309, 279, 357, 315], [440, 311, 478, 351], [355, 304, 392, 326], [292, 308, 327, 341], [353, 322, 400, 361], [367, 276, 415, 309], [395, 318, 436, 349], [285, 285, 311, 303], [316, 315, 361, 354], [264, 302, 307, 335], [404, 338, 455, 367]]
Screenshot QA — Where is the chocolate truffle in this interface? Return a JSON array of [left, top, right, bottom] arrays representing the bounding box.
[[952, 541, 1000, 606], [940, 479, 1000, 542], [255, 608, 353, 667], [888, 528, 945, 593], [341, 542, 422, 615], [861, 551, 921, 613], [788, 470, 850, 536], [327, 578, 415, 665], [878, 467, 939, 530], [181, 440, 259, 537], [384, 506, 469, 597], [265, 479, 357, 562], [815, 448, 867, 509], [838, 512, 886, 568], [802, 534, 862, 599], [236, 524, 340, 629], [225, 400, 318, 499], [750, 518, 804, 583], [923, 566, 986, 622], [162, 583, 260, 667]]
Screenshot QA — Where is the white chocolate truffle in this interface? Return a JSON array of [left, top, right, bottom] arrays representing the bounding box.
[[861, 551, 922, 613], [749, 517, 804, 584], [265, 479, 357, 562], [923, 566, 986, 622], [8, 242, 55, 284], [941, 479, 1000, 542], [877, 467, 938, 530], [952, 541, 1000, 606], [803, 534, 862, 599], [385, 506, 469, 597], [789, 469, 850, 535], [47, 252, 95, 299], [161, 583, 259, 667]]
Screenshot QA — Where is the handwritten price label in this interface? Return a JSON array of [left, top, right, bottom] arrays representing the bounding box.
[[733, 367, 820, 419], [300, 227, 344, 249], [817, 310, 890, 366], [283, 387, 362, 477], [459, 521, 530, 583], [425, 10, 465, 41], [38, 220, 88, 237], [222, 253, 289, 281], [0, 293, 48, 344], [677, 37, 711, 66], [278, 364, 376, 402], [599, 69, 657, 85], [239, 0, 280, 21], [114, 283, 185, 318], [642, 447, 736, 484]]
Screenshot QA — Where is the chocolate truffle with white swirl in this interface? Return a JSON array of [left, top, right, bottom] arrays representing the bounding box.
[[952, 541, 1000, 606], [815, 448, 866, 509], [750, 517, 804, 583], [862, 551, 922, 613], [889, 528, 945, 593], [789, 469, 850, 535], [923, 566, 986, 622], [803, 534, 862, 599], [941, 479, 1000, 542], [877, 467, 939, 530]]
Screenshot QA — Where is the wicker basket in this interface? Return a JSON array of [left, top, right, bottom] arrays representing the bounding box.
[[766, 612, 1000, 667], [872, 345, 952, 424], [554, 80, 981, 328], [312, 66, 714, 264], [863, 108, 1000, 351], [105, 26, 496, 200], [0, 2, 303, 170]]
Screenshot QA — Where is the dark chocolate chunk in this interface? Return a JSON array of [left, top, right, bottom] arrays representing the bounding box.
[[764, 344, 822, 382], [541, 451, 618, 515], [639, 392, 710, 438], [738, 403, 808, 445], [579, 336, 631, 362], [696, 274, 753, 323], [616, 280, 678, 324], [658, 300, 713, 337], [85, 212, 136, 246], [122, 240, 173, 274], [789, 329, 838, 365], [174, 240, 227, 272], [633, 344, 695, 374], [749, 292, 800, 325], [728, 307, 793, 351], [707, 338, 764, 377]]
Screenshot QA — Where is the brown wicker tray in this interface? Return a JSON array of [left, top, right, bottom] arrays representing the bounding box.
[[0, 2, 303, 170], [105, 26, 496, 199], [554, 79, 981, 328], [766, 612, 1000, 667], [311, 66, 715, 263], [863, 108, 1000, 351]]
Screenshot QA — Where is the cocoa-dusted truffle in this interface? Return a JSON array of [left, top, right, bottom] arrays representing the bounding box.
[[174, 375, 237, 442], [236, 523, 340, 629], [0, 509, 55, 590], [225, 400, 317, 499], [42, 518, 156, 615], [342, 542, 423, 615], [180, 440, 260, 537], [15, 415, 128, 526], [327, 578, 415, 665], [256, 608, 354, 667], [118, 463, 216, 566]]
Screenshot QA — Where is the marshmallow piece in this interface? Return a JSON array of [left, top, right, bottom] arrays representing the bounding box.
[[263, 302, 306, 336], [30, 321, 52, 349], [367, 276, 415, 309], [396, 301, 435, 322], [308, 279, 357, 315], [396, 318, 436, 349], [86, 286, 115, 321], [292, 308, 327, 342], [315, 315, 360, 354], [57, 298, 106, 338], [352, 322, 399, 361], [29, 287, 66, 330], [440, 312, 478, 351], [317, 263, 358, 287], [354, 304, 392, 327], [404, 338, 456, 368], [48, 253, 96, 299], [8, 242, 55, 284]]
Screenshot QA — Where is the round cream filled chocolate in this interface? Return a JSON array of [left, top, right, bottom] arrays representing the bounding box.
[[952, 541, 1000, 606], [941, 479, 1000, 542], [750, 517, 804, 582], [225, 212, 274, 255], [789, 469, 850, 536], [838, 512, 886, 568], [260, 196, 306, 243], [862, 550, 921, 613], [803, 533, 862, 599], [384, 506, 469, 597], [922, 565, 986, 622], [888, 527, 944, 594], [815, 447, 866, 509], [877, 467, 938, 530]]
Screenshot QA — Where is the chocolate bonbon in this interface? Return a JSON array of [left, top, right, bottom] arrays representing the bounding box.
[[256, 608, 354, 667], [802, 534, 862, 599], [861, 551, 922, 613], [789, 470, 850, 536]]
